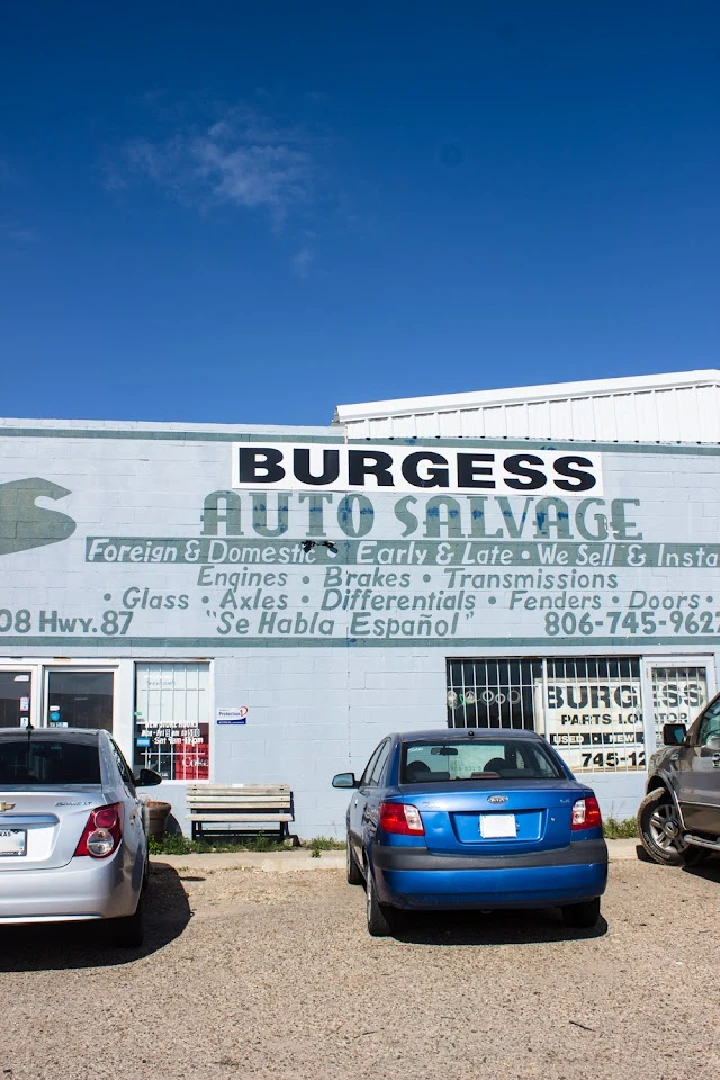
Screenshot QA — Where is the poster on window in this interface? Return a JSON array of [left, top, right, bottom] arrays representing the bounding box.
[[134, 662, 210, 779], [534, 674, 645, 773]]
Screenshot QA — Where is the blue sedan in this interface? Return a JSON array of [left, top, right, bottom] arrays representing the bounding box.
[[332, 729, 608, 936]]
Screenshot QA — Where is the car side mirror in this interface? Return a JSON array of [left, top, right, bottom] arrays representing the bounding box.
[[136, 767, 163, 787], [704, 735, 720, 752], [332, 772, 359, 789], [662, 723, 687, 746]]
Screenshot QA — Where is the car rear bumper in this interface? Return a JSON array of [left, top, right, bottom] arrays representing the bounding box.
[[0, 851, 138, 924], [372, 838, 608, 910]]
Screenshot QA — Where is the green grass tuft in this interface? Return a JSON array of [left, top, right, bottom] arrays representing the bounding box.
[[603, 817, 638, 839]]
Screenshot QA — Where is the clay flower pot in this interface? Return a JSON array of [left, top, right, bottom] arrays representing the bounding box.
[[143, 799, 172, 839]]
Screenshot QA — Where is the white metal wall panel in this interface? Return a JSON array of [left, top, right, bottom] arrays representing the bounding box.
[[460, 408, 483, 437], [548, 398, 572, 439], [634, 392, 660, 442], [591, 396, 616, 441], [674, 386, 699, 441], [437, 410, 460, 437], [336, 371, 720, 444], [697, 385, 719, 442], [503, 403, 525, 436], [484, 406, 506, 437], [569, 395, 593, 440], [527, 400, 551, 439], [391, 413, 416, 437], [655, 389, 680, 441]]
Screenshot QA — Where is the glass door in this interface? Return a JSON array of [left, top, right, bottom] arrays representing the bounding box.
[[44, 669, 115, 731], [642, 658, 715, 754], [0, 670, 32, 727]]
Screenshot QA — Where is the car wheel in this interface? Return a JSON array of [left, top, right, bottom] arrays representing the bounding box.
[[366, 868, 401, 937], [638, 788, 685, 865], [682, 844, 710, 867], [112, 894, 145, 948], [346, 836, 364, 885], [561, 897, 601, 929]]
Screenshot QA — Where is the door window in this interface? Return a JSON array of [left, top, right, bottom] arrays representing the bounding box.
[[110, 738, 136, 793], [134, 663, 209, 780], [46, 671, 114, 731], [368, 740, 391, 787], [649, 665, 709, 744], [0, 672, 31, 728], [359, 743, 383, 787], [697, 699, 720, 746]]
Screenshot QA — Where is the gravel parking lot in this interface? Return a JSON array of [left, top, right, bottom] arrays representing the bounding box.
[[1, 858, 718, 1080]]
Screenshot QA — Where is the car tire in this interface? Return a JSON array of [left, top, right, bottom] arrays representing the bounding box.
[[637, 788, 685, 865], [561, 897, 601, 929], [346, 837, 364, 885], [366, 868, 401, 937], [112, 894, 145, 948], [682, 844, 710, 867]]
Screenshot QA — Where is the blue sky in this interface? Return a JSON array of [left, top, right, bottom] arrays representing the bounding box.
[[1, 2, 718, 426]]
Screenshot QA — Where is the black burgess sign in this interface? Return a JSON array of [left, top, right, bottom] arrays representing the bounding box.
[[231, 442, 603, 496]]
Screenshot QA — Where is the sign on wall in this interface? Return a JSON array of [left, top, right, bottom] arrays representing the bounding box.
[[0, 432, 719, 649], [536, 672, 645, 773], [231, 442, 604, 496]]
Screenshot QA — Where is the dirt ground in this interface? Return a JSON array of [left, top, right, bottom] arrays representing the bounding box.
[[1, 858, 718, 1080]]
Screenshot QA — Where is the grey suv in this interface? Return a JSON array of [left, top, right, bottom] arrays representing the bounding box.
[[638, 693, 720, 865]]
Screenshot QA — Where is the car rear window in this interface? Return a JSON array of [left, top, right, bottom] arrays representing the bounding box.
[[0, 737, 101, 785], [401, 739, 563, 783]]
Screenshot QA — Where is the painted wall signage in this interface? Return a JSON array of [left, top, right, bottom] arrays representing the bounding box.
[[0, 430, 718, 649]]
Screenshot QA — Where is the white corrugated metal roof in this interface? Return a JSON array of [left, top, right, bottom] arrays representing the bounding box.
[[333, 369, 720, 443]]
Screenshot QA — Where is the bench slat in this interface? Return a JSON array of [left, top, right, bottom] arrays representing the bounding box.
[[188, 812, 293, 822], [187, 794, 291, 800], [187, 785, 289, 794], [187, 799, 291, 808]]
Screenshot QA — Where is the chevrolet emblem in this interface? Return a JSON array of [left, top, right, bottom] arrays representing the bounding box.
[[0, 802, 16, 812]]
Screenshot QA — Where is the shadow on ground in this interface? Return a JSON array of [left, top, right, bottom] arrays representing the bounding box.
[[682, 853, 720, 884], [0, 864, 191, 972], [391, 907, 608, 946]]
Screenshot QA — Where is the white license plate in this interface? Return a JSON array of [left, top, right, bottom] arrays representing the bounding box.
[[0, 829, 27, 856], [479, 814, 516, 839]]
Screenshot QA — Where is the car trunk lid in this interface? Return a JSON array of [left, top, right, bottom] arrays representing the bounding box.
[[0, 787, 106, 869], [399, 780, 582, 855]]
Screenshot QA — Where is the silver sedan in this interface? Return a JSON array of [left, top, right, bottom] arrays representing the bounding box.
[[0, 727, 161, 946]]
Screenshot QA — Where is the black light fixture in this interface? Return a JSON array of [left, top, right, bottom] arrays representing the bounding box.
[[302, 539, 337, 554]]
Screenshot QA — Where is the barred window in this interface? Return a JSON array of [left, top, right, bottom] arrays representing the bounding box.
[[447, 657, 645, 774]]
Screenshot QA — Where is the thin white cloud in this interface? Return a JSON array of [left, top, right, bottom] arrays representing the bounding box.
[[0, 222, 36, 244], [292, 245, 315, 278], [114, 105, 318, 228]]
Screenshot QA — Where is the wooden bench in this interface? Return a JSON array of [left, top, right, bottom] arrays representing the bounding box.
[[186, 783, 294, 842]]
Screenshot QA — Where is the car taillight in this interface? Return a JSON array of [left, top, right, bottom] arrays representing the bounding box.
[[571, 796, 602, 831], [74, 803, 124, 858], [379, 802, 425, 836]]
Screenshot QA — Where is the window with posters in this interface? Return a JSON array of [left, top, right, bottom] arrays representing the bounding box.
[[133, 663, 210, 780], [447, 657, 646, 774], [540, 658, 644, 775]]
